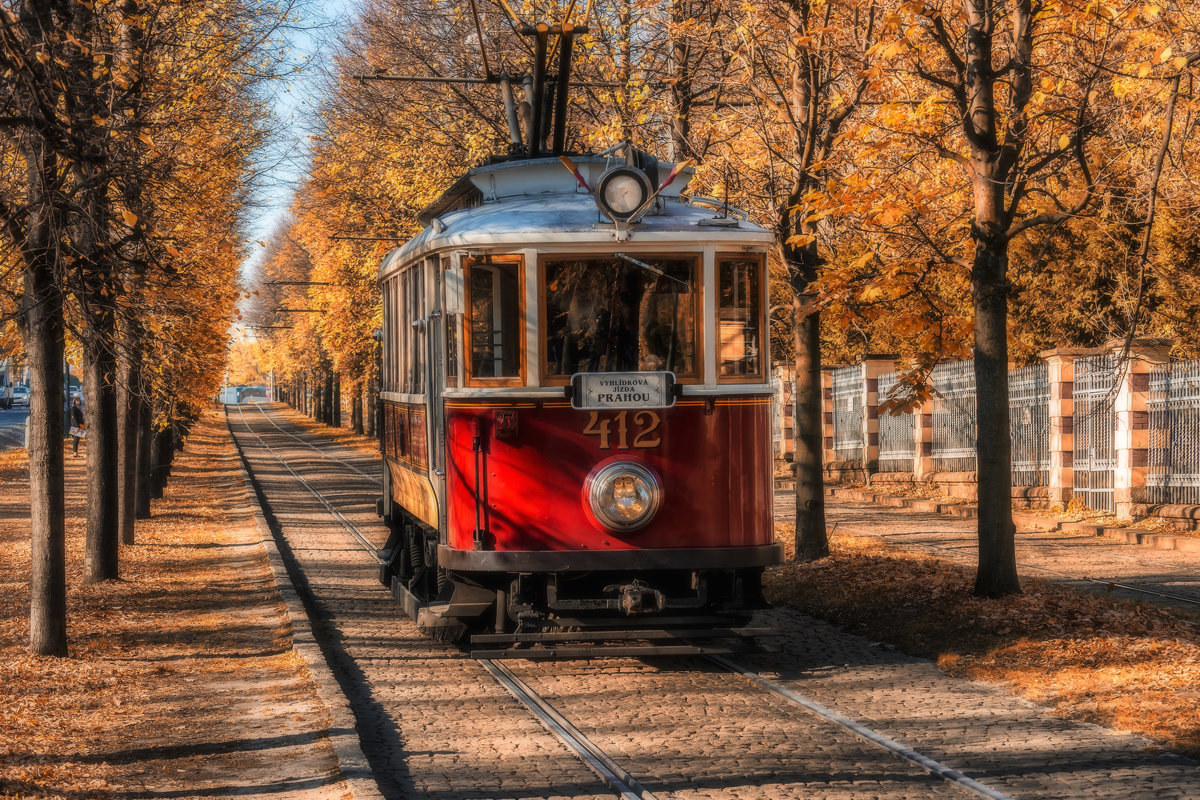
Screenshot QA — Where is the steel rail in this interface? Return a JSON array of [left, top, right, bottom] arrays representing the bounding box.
[[232, 404, 384, 563], [479, 659, 655, 800], [709, 656, 1016, 800], [252, 402, 383, 486]]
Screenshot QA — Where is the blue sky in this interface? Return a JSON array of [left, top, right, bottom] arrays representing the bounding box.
[[243, 0, 360, 272]]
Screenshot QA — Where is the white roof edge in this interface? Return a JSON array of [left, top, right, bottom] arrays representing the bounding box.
[[380, 230, 774, 278]]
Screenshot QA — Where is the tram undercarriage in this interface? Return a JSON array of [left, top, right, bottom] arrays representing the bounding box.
[[377, 507, 773, 655]]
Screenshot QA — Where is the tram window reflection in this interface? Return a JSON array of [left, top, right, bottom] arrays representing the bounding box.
[[717, 257, 763, 379], [543, 256, 697, 380], [467, 260, 521, 381]]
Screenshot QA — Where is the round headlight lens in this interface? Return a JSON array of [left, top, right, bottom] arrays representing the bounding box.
[[594, 166, 653, 222], [586, 461, 662, 531], [603, 175, 645, 214]]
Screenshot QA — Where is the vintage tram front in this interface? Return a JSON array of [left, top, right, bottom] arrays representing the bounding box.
[[377, 152, 783, 651]]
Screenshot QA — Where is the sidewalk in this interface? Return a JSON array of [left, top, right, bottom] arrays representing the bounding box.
[[0, 413, 349, 799], [775, 489, 1200, 611]]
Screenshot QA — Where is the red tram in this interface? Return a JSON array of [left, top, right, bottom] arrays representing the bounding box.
[[377, 148, 783, 651]]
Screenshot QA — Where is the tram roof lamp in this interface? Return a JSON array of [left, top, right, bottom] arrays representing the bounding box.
[[594, 166, 653, 223]]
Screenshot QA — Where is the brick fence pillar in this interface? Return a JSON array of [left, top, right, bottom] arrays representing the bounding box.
[[861, 355, 898, 475], [821, 367, 835, 476], [914, 396, 934, 480], [1109, 337, 1172, 519], [1041, 348, 1092, 508]]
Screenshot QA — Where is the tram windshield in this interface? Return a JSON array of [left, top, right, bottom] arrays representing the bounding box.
[[543, 256, 697, 379]]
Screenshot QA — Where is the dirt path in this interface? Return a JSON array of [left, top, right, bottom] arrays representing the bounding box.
[[0, 412, 349, 800]]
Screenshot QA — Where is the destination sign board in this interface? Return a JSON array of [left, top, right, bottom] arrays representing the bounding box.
[[571, 372, 676, 410]]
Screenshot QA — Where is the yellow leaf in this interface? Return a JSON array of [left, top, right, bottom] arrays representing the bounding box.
[[1160, 46, 1173, 63], [35, 51, 49, 64], [121, 209, 138, 226], [1174, 57, 1189, 70], [859, 284, 886, 302], [1137, 62, 1152, 78], [1058, 134, 1071, 150]]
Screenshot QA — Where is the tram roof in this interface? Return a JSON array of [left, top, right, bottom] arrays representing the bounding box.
[[381, 157, 774, 276]]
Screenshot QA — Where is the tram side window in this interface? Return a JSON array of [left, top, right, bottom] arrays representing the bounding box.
[[382, 281, 393, 393], [445, 312, 459, 388], [467, 260, 522, 382], [717, 257, 763, 379], [404, 265, 425, 394], [390, 278, 403, 392], [385, 278, 400, 393], [543, 256, 697, 380]]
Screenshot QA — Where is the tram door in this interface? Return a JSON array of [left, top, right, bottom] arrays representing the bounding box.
[[425, 256, 447, 531]]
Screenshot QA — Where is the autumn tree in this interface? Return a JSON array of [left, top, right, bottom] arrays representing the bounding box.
[[815, 0, 1131, 595], [0, 0, 285, 652]]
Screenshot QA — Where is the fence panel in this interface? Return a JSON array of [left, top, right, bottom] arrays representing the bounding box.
[[1147, 360, 1200, 505], [1073, 354, 1116, 512], [877, 371, 915, 472], [930, 360, 977, 472], [832, 365, 864, 464], [1009, 363, 1050, 486]]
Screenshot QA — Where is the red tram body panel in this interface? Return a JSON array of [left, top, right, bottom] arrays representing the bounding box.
[[442, 399, 773, 553]]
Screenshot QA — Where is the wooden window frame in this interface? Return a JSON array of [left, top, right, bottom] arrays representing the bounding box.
[[716, 253, 767, 384], [463, 253, 527, 388], [538, 252, 704, 387]]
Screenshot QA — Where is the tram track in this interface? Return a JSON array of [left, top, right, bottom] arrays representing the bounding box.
[[250, 401, 383, 486], [227, 402, 1021, 800]]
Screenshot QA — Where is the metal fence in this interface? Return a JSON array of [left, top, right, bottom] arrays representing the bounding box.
[[832, 365, 864, 464], [930, 360, 977, 472], [1148, 359, 1200, 505], [1009, 363, 1050, 486], [1073, 354, 1117, 512], [876, 371, 915, 472]]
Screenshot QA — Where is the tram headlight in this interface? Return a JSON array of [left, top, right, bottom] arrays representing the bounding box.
[[585, 461, 662, 532], [595, 166, 653, 223]]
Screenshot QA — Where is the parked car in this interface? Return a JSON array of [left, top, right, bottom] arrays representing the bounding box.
[[13, 385, 29, 407]]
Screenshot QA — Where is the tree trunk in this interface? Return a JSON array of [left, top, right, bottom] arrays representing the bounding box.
[[151, 422, 173, 497], [668, 0, 691, 160], [332, 372, 341, 428], [351, 382, 363, 434], [783, 233, 829, 561], [22, 256, 68, 657], [83, 337, 119, 583], [135, 395, 153, 519], [972, 240, 1020, 596], [117, 333, 139, 545], [324, 370, 334, 425], [365, 373, 377, 438]]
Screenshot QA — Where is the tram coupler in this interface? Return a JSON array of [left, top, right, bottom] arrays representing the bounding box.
[[604, 579, 665, 616]]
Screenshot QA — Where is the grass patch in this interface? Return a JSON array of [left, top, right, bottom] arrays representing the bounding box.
[[766, 522, 1200, 759]]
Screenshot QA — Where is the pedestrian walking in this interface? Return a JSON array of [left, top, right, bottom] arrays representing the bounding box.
[[70, 397, 85, 456]]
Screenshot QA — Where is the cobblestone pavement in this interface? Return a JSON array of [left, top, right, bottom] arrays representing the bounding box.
[[793, 495, 1200, 609], [233, 404, 1200, 800]]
